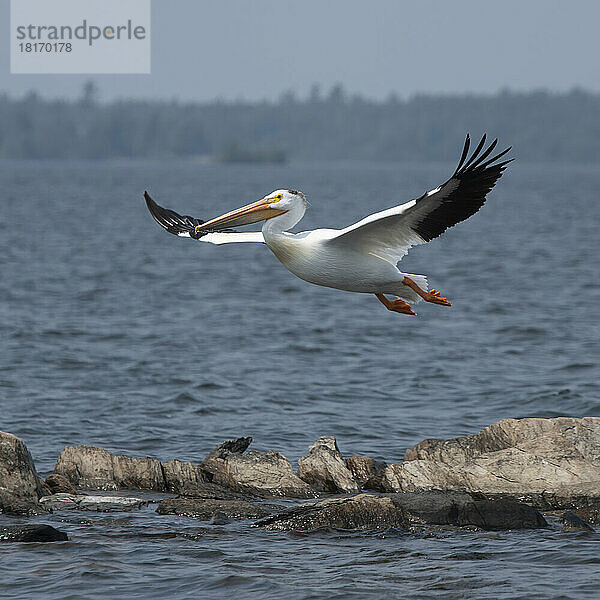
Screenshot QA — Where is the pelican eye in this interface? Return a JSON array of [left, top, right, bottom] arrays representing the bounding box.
[[270, 194, 283, 203]]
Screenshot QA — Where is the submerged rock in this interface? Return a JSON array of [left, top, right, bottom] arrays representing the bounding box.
[[255, 491, 546, 531], [297, 436, 359, 494], [156, 497, 269, 520], [0, 524, 68, 542], [561, 511, 594, 532], [201, 437, 317, 498], [384, 417, 600, 495], [39, 493, 147, 512], [210, 512, 231, 525], [345, 456, 387, 491], [0, 431, 44, 500]]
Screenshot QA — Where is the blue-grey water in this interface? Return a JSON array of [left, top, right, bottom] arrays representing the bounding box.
[[1, 158, 600, 599]]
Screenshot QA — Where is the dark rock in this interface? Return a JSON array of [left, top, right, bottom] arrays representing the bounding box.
[[0, 431, 44, 500], [177, 481, 254, 500], [0, 490, 47, 516], [298, 436, 359, 494], [384, 417, 600, 495], [392, 491, 548, 530], [0, 524, 68, 542], [346, 456, 387, 491], [203, 437, 253, 461], [561, 511, 594, 532], [156, 497, 269, 520], [45, 474, 77, 495], [255, 491, 547, 531], [201, 438, 317, 498], [39, 493, 147, 511]]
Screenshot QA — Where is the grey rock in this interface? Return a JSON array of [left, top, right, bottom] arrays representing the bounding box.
[[298, 436, 359, 494], [0, 431, 43, 500], [39, 493, 147, 511], [201, 438, 317, 498], [156, 497, 269, 520], [0, 490, 47, 516], [54, 445, 165, 491], [384, 417, 600, 495], [346, 456, 387, 491], [255, 491, 547, 531], [161, 459, 208, 493], [44, 474, 77, 495], [561, 511, 594, 532], [0, 524, 68, 542], [39, 493, 80, 510], [78, 495, 147, 511]]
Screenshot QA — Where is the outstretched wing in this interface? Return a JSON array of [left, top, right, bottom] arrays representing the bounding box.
[[327, 134, 512, 263], [144, 192, 264, 244]]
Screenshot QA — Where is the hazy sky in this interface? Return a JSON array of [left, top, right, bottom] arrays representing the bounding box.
[[2, 0, 600, 101]]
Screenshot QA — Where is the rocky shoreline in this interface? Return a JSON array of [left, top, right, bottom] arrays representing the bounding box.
[[1, 417, 599, 541]]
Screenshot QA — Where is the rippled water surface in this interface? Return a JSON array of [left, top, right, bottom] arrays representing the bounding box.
[[1, 159, 599, 598]]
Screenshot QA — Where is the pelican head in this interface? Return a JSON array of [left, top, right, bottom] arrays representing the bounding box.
[[194, 189, 307, 234]]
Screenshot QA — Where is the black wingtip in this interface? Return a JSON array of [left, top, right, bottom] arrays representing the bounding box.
[[453, 134, 513, 177], [143, 191, 233, 239], [144, 190, 167, 227], [453, 134, 472, 176], [144, 190, 154, 208], [410, 134, 513, 243]]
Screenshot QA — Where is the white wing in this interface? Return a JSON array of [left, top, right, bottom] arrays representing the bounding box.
[[145, 192, 264, 245], [189, 231, 264, 244], [327, 134, 512, 263]]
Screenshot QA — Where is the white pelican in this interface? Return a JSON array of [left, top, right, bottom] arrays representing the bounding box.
[[145, 134, 512, 315]]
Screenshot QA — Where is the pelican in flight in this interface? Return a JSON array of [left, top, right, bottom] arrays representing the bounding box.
[[145, 134, 512, 315]]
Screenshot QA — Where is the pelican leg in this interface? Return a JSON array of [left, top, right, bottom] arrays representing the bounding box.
[[375, 293, 416, 315], [402, 276, 451, 306]]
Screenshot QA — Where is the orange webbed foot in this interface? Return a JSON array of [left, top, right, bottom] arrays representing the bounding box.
[[389, 299, 416, 315], [375, 293, 416, 315], [426, 289, 451, 306]]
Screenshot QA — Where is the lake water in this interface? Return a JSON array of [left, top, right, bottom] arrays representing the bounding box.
[[1, 158, 599, 599]]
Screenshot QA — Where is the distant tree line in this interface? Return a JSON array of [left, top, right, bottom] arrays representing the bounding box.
[[0, 83, 598, 163]]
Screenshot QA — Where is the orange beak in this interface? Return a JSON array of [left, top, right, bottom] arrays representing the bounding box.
[[194, 198, 287, 233]]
